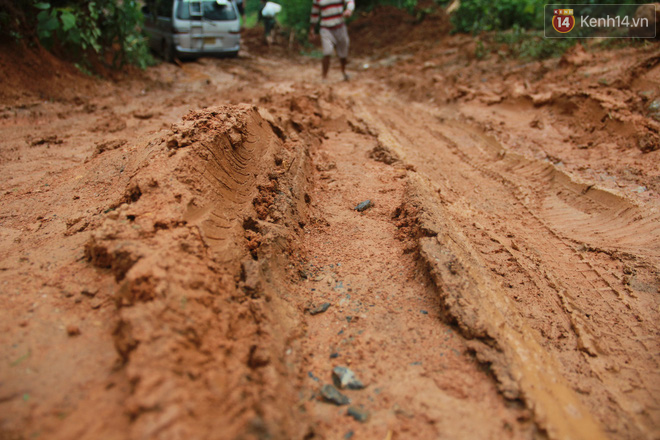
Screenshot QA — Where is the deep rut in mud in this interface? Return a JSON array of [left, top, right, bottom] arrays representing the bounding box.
[[1, 36, 659, 440], [289, 109, 535, 439]]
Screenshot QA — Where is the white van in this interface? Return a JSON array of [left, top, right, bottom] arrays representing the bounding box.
[[142, 0, 241, 61]]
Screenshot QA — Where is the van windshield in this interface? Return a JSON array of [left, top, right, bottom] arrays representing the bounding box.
[[176, 1, 237, 20]]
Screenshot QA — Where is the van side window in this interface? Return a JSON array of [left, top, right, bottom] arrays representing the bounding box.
[[156, 0, 174, 17]]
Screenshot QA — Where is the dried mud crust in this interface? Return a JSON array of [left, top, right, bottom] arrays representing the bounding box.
[[78, 104, 314, 439]]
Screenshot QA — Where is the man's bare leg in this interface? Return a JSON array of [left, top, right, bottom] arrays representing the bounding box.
[[322, 56, 330, 80], [340, 57, 349, 81]]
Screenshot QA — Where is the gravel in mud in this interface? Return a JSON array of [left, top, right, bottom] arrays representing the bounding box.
[[0, 15, 659, 440]]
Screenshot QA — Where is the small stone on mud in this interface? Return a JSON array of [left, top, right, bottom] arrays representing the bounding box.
[[332, 366, 365, 390], [248, 345, 270, 368], [66, 325, 81, 336], [316, 162, 337, 172], [347, 406, 369, 423], [355, 200, 373, 212], [81, 288, 98, 297], [308, 302, 331, 315], [420, 310, 428, 315], [369, 144, 400, 165], [62, 290, 75, 298], [344, 431, 354, 439], [320, 384, 350, 405], [90, 298, 103, 309], [531, 92, 553, 107]]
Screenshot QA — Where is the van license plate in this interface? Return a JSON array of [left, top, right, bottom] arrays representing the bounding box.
[[204, 37, 216, 45]]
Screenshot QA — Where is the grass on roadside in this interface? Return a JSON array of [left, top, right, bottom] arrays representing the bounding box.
[[493, 27, 576, 60]]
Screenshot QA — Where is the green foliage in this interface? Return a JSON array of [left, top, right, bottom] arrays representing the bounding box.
[[262, 0, 447, 42], [452, 0, 645, 33], [452, 0, 644, 60], [36, 3, 102, 55], [244, 0, 264, 18], [356, 0, 449, 14], [97, 0, 155, 68], [452, 0, 540, 33], [3, 0, 153, 71], [242, 12, 259, 28], [277, 0, 314, 40], [494, 26, 575, 60]]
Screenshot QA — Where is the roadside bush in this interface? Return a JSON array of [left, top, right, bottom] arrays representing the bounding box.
[[0, 0, 29, 41], [278, 0, 314, 40], [451, 0, 540, 33], [494, 26, 575, 60], [453, 0, 646, 60], [271, 0, 450, 42], [1, 0, 153, 70], [452, 0, 645, 33]]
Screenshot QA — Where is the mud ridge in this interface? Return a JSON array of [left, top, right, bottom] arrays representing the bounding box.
[[402, 173, 608, 440], [80, 105, 314, 439]]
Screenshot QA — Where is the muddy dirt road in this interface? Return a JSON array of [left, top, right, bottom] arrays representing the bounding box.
[[1, 20, 659, 440]]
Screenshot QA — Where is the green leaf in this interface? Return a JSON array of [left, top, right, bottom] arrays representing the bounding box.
[[34, 2, 51, 10], [59, 11, 76, 31], [42, 15, 59, 31], [37, 29, 50, 40], [68, 29, 81, 44]]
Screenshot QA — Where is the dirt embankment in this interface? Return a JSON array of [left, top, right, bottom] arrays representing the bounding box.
[[1, 7, 660, 440], [362, 34, 660, 193]]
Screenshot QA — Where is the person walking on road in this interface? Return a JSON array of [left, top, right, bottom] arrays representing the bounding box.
[[260, 0, 282, 45], [309, 0, 355, 82]]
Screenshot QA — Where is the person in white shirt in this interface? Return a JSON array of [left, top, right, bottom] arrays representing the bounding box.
[[260, 0, 282, 45]]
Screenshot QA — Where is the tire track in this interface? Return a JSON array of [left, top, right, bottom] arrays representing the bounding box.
[[432, 118, 660, 439], [348, 90, 660, 439]]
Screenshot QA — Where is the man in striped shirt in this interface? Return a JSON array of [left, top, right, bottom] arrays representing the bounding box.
[[309, 0, 355, 81]]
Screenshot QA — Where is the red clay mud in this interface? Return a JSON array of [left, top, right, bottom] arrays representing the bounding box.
[[1, 12, 659, 440]]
